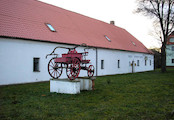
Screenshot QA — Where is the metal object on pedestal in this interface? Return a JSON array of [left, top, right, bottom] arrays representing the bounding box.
[[46, 44, 95, 80]]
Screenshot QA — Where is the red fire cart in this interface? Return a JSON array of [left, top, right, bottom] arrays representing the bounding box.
[[46, 46, 95, 80]]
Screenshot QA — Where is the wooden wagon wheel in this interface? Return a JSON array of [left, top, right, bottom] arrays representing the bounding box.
[[87, 65, 94, 78], [66, 58, 81, 80], [48, 58, 63, 79]]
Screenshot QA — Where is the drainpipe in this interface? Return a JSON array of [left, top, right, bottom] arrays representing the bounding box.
[[96, 48, 98, 77], [132, 61, 134, 73]]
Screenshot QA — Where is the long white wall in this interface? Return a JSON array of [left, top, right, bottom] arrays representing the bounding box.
[[97, 48, 154, 76], [0, 38, 154, 85]]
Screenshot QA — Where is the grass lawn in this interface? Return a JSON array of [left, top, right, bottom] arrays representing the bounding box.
[[0, 69, 174, 120]]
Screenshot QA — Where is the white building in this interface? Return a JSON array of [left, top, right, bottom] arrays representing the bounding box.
[[0, 0, 154, 85], [166, 31, 174, 67]]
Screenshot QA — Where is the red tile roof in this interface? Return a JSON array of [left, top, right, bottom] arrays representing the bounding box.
[[0, 0, 152, 54]]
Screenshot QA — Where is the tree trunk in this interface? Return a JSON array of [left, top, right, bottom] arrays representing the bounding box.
[[161, 42, 166, 72]]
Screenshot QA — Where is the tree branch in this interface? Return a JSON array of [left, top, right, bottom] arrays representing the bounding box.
[[165, 0, 172, 38]]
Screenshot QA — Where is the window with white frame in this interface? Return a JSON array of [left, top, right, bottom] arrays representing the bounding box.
[[137, 60, 140, 66], [172, 59, 174, 63], [33, 58, 40, 72], [118, 60, 120, 68], [129, 61, 131, 66], [101, 60, 104, 69]]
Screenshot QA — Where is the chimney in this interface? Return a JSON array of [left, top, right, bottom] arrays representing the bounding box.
[[110, 21, 115, 25]]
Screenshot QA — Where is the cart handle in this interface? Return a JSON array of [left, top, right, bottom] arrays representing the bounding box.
[[46, 44, 95, 59], [51, 44, 94, 53], [46, 46, 73, 59], [45, 53, 58, 59]]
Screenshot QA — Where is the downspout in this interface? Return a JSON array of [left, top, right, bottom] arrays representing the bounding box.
[[96, 48, 98, 77], [91, 47, 98, 90], [132, 61, 134, 73]]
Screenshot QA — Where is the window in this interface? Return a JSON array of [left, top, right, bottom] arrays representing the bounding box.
[[33, 58, 40, 72], [170, 38, 174, 42], [129, 61, 131, 66], [172, 46, 174, 51], [172, 59, 174, 63], [46, 23, 56, 32], [104, 35, 111, 42], [118, 60, 120, 68], [145, 60, 147, 66], [101, 60, 104, 69], [131, 41, 136, 46], [137, 60, 139, 66]]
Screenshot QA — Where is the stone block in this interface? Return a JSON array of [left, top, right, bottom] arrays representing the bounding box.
[[50, 79, 80, 94]]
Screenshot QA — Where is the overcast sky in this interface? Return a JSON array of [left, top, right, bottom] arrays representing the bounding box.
[[39, 0, 161, 48]]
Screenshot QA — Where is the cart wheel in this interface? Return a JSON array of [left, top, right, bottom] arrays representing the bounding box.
[[87, 65, 94, 78], [66, 58, 81, 80], [48, 58, 63, 79]]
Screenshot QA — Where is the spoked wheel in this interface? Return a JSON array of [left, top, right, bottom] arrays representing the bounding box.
[[48, 58, 63, 79], [87, 65, 95, 78], [66, 58, 81, 80]]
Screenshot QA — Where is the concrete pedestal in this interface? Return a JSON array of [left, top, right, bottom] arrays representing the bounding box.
[[50, 78, 95, 94], [50, 79, 80, 94], [78, 78, 93, 90]]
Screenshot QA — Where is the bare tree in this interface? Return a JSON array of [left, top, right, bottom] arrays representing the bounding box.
[[135, 0, 174, 72]]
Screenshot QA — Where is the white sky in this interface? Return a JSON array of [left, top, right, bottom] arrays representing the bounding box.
[[39, 0, 161, 48]]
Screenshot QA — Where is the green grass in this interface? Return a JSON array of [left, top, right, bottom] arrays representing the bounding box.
[[0, 69, 174, 120]]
